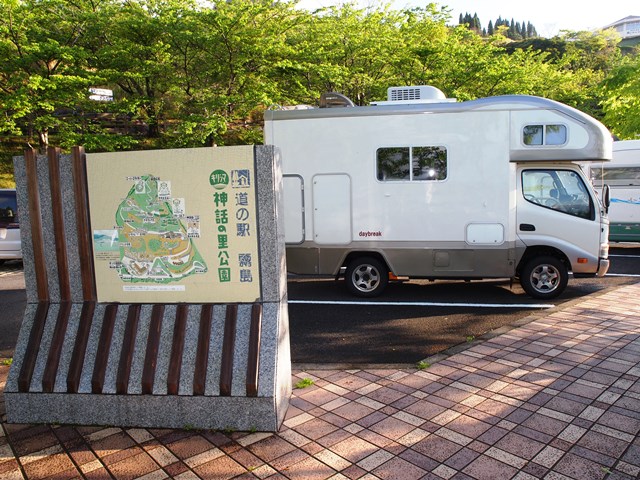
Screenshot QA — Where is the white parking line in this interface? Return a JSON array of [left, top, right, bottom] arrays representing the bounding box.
[[609, 254, 640, 258], [606, 273, 640, 277], [289, 300, 555, 309]]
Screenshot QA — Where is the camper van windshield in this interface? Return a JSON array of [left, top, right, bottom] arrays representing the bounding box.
[[522, 169, 594, 220]]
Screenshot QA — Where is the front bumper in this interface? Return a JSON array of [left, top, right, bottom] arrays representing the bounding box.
[[597, 258, 610, 277]]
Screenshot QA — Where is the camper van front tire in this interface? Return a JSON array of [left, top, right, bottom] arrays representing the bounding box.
[[520, 256, 568, 300], [345, 257, 389, 297]]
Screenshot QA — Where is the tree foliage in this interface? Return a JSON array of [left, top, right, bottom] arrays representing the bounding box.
[[0, 0, 102, 148], [600, 54, 640, 139], [0, 0, 636, 159]]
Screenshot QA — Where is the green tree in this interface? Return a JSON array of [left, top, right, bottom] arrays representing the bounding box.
[[386, 5, 451, 90], [601, 55, 640, 139], [0, 0, 103, 151], [559, 30, 621, 73], [186, 0, 304, 144], [286, 3, 411, 105], [91, 0, 197, 140], [0, 0, 631, 163], [502, 30, 623, 117], [549, 30, 622, 116]]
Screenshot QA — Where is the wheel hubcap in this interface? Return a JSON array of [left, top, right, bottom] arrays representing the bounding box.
[[530, 265, 560, 292], [352, 265, 380, 292]]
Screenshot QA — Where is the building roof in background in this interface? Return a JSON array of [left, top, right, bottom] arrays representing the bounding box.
[[604, 15, 640, 38]]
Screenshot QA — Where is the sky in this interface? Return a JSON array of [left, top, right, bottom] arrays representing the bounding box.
[[295, 0, 638, 37]]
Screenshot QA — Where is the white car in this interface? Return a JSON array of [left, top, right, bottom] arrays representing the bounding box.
[[0, 189, 22, 264]]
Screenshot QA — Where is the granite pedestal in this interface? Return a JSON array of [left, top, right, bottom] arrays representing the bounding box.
[[5, 145, 291, 431]]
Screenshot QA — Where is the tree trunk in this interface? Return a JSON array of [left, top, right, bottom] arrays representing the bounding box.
[[148, 121, 160, 138], [38, 128, 49, 153], [145, 103, 160, 138]]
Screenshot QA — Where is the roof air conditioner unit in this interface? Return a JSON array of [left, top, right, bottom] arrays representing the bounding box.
[[371, 85, 455, 105]]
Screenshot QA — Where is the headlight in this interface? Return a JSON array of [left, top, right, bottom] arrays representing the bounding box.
[[600, 243, 609, 258]]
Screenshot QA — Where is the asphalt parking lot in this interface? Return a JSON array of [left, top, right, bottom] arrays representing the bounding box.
[[287, 245, 640, 364], [2, 246, 639, 364]]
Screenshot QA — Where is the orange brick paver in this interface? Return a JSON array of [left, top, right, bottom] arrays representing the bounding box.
[[1, 283, 640, 479]]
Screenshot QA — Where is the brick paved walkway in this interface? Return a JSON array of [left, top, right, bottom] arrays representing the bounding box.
[[1, 283, 640, 479]]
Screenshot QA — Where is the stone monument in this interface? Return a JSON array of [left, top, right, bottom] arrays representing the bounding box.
[[5, 145, 291, 431]]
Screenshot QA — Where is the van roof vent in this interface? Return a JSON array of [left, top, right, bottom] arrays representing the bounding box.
[[371, 85, 456, 105], [319, 92, 355, 108]]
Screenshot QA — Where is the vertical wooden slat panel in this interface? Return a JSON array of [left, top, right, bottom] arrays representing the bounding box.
[[116, 305, 141, 394], [219, 304, 238, 396], [24, 148, 48, 302], [66, 301, 96, 393], [68, 146, 98, 393], [167, 305, 188, 395], [42, 301, 72, 392], [91, 304, 118, 394], [141, 305, 165, 394], [18, 149, 51, 393], [41, 147, 72, 393], [48, 146, 71, 300], [17, 302, 50, 392], [246, 303, 262, 397], [193, 304, 213, 396], [71, 146, 96, 302]]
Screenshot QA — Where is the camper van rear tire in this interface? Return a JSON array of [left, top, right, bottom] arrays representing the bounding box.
[[345, 257, 388, 297], [520, 256, 568, 299]]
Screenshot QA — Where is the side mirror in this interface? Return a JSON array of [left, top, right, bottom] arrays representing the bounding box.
[[603, 184, 611, 213]]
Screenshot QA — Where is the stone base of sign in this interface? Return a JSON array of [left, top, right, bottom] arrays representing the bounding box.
[[7, 394, 284, 431], [6, 300, 290, 431], [6, 145, 291, 431]]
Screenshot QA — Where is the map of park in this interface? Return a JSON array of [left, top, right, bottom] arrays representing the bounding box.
[[114, 175, 207, 283]]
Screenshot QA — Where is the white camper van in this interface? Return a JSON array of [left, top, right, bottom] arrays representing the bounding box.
[[586, 140, 640, 242], [264, 86, 612, 299]]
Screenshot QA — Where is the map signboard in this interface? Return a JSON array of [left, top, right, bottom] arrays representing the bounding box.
[[86, 146, 260, 303]]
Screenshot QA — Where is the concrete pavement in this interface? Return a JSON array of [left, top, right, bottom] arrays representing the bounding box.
[[1, 282, 640, 479]]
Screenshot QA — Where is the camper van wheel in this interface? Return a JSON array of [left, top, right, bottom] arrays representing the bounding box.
[[520, 255, 568, 300], [345, 257, 388, 297]]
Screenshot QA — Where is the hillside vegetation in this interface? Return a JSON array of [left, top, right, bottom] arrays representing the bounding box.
[[1, 0, 639, 187]]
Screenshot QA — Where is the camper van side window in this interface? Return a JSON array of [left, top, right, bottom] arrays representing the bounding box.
[[523, 126, 543, 145], [412, 147, 447, 180], [377, 146, 447, 182], [377, 147, 410, 181], [523, 125, 567, 146], [545, 125, 567, 145]]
